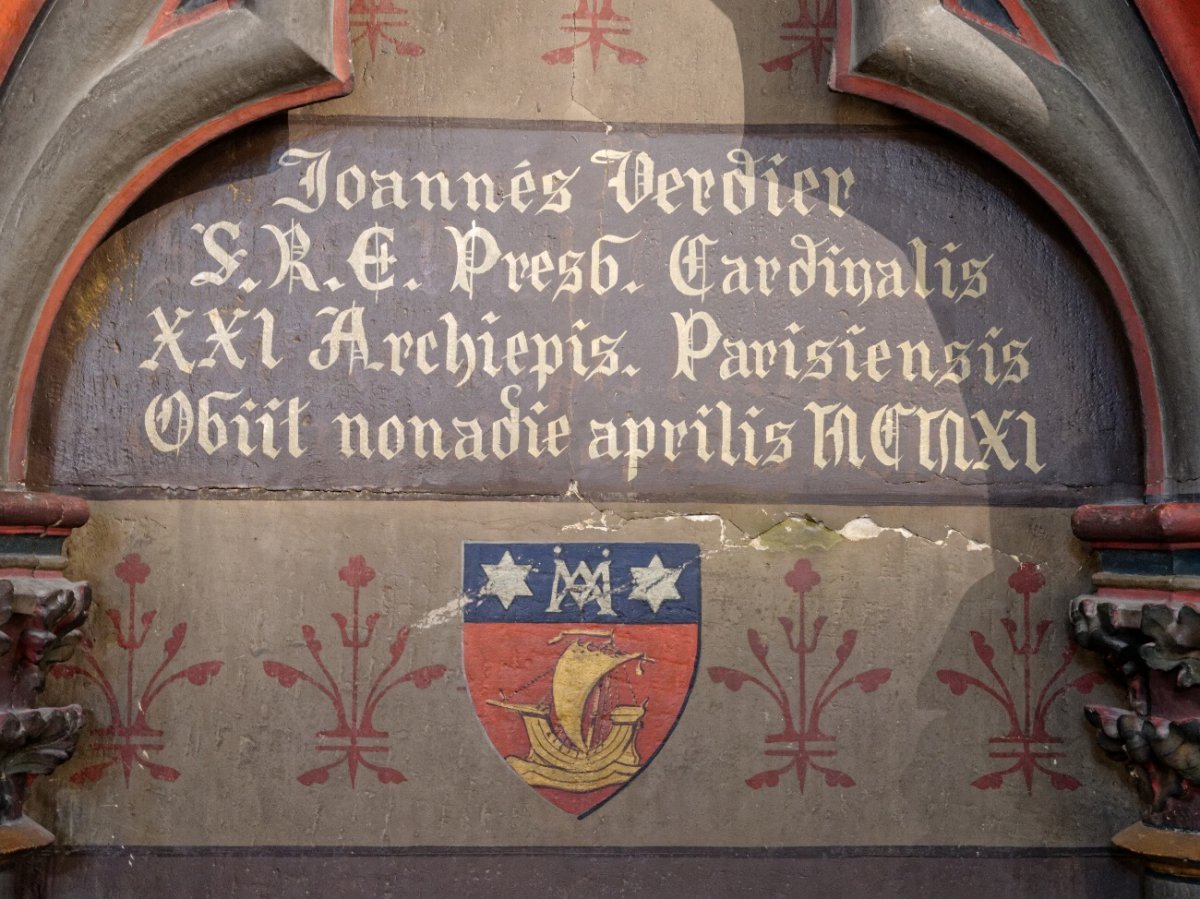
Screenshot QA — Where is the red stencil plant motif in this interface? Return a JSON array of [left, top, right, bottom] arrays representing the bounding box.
[[761, 0, 836, 79], [263, 556, 447, 787], [937, 563, 1106, 793], [709, 559, 892, 791], [51, 553, 223, 786], [350, 0, 425, 61], [542, 0, 646, 70]]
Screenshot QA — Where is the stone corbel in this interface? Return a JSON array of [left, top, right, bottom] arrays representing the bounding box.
[[0, 493, 89, 856], [1072, 504, 1200, 887]]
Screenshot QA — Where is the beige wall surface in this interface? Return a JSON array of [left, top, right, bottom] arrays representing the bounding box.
[[30, 500, 1130, 847], [23, 0, 1138, 856], [312, 0, 899, 124]]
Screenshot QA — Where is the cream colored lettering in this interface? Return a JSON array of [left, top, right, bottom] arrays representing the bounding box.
[[347, 226, 396, 293], [261, 221, 319, 293], [538, 167, 579, 214], [140, 307, 194, 373], [459, 172, 503, 213], [334, 413, 373, 458], [336, 165, 367, 210], [144, 391, 193, 452], [938, 341, 972, 385], [806, 402, 865, 469], [971, 410, 1018, 470], [274, 148, 330, 213], [870, 403, 916, 469], [588, 404, 794, 477], [669, 234, 716, 299], [1018, 411, 1044, 473], [452, 417, 486, 461], [723, 149, 756, 215], [822, 166, 855, 217], [197, 309, 248, 370], [898, 340, 935, 382], [190, 221, 246, 287], [309, 305, 381, 372], [671, 310, 721, 381], [445, 224, 501, 299], [764, 421, 794, 465], [254, 309, 281, 369], [446, 224, 634, 301], [510, 161, 537, 213], [370, 170, 407, 209], [414, 171, 456, 212], [198, 390, 242, 454]]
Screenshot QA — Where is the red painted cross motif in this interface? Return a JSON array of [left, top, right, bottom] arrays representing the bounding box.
[[349, 0, 425, 62], [52, 553, 223, 786], [937, 562, 1105, 793], [709, 559, 892, 791], [542, 0, 646, 71], [263, 555, 447, 788], [761, 0, 836, 79]]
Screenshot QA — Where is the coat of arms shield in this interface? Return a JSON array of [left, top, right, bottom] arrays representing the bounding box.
[[462, 542, 700, 816]]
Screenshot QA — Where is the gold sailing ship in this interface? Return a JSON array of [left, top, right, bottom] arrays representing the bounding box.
[[488, 630, 647, 792]]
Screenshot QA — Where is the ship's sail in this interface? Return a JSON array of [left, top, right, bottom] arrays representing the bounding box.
[[551, 642, 642, 751]]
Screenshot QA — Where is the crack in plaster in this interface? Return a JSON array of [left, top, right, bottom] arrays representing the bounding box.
[[832, 516, 1017, 562], [413, 594, 469, 631], [560, 502, 1026, 565]]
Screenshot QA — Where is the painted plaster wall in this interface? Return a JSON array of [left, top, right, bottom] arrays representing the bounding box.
[[17, 1, 1143, 891], [32, 500, 1131, 848]]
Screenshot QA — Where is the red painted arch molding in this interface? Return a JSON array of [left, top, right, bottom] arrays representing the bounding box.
[[831, 0, 1165, 497], [1133, 0, 1200, 137], [0, 0, 48, 86], [6, 1, 353, 481]]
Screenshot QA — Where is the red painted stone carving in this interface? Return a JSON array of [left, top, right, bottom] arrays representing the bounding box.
[[940, 0, 1059, 63], [263, 555, 447, 787], [709, 559, 892, 791], [938, 563, 1104, 793], [542, 0, 646, 70], [0, 578, 88, 827], [761, 0, 836, 78], [52, 554, 223, 786], [349, 0, 425, 61]]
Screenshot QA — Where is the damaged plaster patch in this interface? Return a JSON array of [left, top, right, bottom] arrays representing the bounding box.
[[751, 515, 844, 552], [838, 517, 916, 542], [562, 507, 745, 548], [413, 594, 468, 631], [559, 496, 1023, 563], [834, 515, 1018, 561]]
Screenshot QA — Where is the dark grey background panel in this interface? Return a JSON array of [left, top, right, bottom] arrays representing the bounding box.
[[30, 118, 1141, 503]]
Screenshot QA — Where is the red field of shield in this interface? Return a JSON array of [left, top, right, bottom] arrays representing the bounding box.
[[464, 622, 699, 816]]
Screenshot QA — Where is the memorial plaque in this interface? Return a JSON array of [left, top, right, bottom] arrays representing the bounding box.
[[31, 120, 1140, 503], [22, 0, 1146, 883]]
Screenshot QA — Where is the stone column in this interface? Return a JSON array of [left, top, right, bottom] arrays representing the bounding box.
[[0, 492, 90, 861], [1072, 504, 1200, 896]]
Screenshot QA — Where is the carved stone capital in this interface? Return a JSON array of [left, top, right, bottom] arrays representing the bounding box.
[[1071, 504, 1200, 844], [0, 577, 89, 837], [0, 492, 91, 855], [0, 577, 90, 709], [1072, 597, 1200, 704]]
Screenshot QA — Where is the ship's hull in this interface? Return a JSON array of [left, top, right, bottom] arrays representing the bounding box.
[[491, 702, 644, 792]]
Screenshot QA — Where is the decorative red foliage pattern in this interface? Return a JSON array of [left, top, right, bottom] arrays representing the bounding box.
[[937, 562, 1105, 793], [350, 0, 425, 61], [52, 553, 223, 786], [761, 0, 836, 79], [263, 555, 447, 788], [709, 559, 892, 791], [543, 0, 646, 71]]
